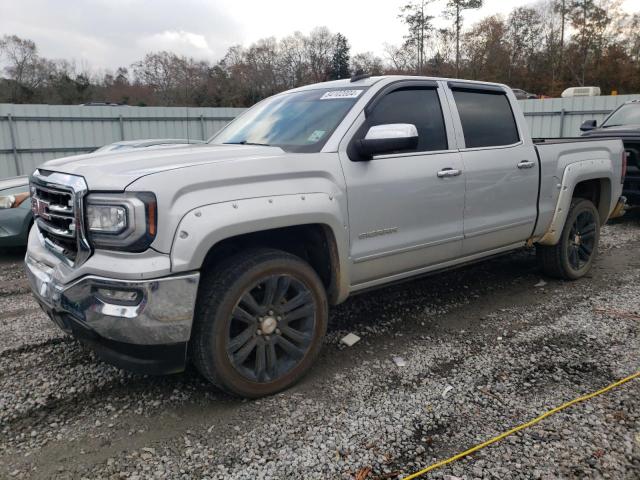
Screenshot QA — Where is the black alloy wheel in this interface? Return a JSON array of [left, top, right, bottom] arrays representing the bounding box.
[[537, 198, 601, 280], [191, 248, 328, 398], [228, 274, 317, 382], [565, 209, 597, 271]]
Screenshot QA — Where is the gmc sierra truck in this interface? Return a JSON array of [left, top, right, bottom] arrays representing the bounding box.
[[25, 76, 626, 398]]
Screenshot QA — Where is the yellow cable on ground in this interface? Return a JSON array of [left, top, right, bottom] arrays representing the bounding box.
[[403, 370, 640, 480]]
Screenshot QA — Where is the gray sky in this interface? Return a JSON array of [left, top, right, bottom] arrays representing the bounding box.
[[1, 0, 638, 73]]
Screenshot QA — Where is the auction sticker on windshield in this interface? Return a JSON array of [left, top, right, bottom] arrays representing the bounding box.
[[320, 90, 363, 100], [308, 130, 326, 142]]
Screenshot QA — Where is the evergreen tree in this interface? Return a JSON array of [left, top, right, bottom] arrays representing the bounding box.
[[329, 33, 350, 79]]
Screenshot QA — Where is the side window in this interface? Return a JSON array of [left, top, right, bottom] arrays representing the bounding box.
[[366, 87, 448, 152], [452, 90, 520, 148]]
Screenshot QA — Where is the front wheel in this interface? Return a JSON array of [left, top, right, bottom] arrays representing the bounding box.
[[190, 248, 328, 398], [537, 198, 600, 280]]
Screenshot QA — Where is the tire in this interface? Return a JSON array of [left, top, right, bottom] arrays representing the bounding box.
[[190, 248, 328, 398], [537, 198, 600, 280]]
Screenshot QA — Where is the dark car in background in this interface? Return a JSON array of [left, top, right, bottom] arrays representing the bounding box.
[[581, 100, 640, 205], [0, 176, 32, 247]]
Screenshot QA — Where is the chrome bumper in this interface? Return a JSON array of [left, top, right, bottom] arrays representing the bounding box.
[[25, 254, 200, 346]]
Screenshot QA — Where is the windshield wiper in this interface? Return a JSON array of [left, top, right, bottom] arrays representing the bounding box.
[[223, 141, 271, 146]]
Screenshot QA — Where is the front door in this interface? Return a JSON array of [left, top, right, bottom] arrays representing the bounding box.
[[339, 82, 466, 286]]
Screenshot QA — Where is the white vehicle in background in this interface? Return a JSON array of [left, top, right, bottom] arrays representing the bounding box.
[[94, 138, 205, 153], [561, 86, 601, 98]]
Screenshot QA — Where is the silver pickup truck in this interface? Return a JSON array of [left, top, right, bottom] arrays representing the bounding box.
[[25, 76, 626, 397]]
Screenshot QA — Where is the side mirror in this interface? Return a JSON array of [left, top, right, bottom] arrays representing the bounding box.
[[355, 124, 418, 160], [580, 119, 597, 132]]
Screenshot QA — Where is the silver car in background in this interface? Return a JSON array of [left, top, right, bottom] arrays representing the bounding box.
[[0, 176, 31, 248]]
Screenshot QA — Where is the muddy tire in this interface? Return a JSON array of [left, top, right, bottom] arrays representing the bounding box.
[[537, 198, 600, 280], [190, 248, 328, 398]]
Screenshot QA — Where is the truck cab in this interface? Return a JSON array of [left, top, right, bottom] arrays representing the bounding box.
[[25, 76, 625, 397]]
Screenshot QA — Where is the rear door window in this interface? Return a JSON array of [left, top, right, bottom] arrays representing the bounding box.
[[452, 90, 520, 148]]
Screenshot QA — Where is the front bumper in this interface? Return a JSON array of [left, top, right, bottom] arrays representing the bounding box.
[[25, 254, 200, 374]]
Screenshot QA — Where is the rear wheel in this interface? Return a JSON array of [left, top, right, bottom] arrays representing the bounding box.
[[537, 198, 600, 280], [190, 248, 328, 398]]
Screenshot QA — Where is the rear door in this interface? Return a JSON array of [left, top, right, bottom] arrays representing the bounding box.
[[445, 82, 539, 255], [339, 81, 465, 286]]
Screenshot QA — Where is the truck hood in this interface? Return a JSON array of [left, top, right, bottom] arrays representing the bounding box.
[[40, 143, 286, 190], [582, 126, 640, 138]]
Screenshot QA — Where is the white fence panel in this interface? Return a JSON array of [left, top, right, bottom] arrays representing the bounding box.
[[519, 94, 640, 138], [0, 104, 245, 179]]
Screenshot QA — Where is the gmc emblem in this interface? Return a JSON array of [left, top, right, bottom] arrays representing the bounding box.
[[32, 198, 51, 221]]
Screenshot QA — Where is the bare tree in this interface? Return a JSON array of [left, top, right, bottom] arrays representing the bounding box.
[[384, 43, 417, 72], [463, 15, 509, 81], [567, 0, 612, 85], [398, 0, 435, 74], [0, 35, 51, 102], [350, 52, 384, 76], [132, 51, 207, 105], [506, 7, 544, 84], [444, 0, 483, 76], [304, 27, 334, 83], [279, 32, 309, 87]]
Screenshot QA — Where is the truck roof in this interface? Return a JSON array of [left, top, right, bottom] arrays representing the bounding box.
[[287, 75, 509, 94]]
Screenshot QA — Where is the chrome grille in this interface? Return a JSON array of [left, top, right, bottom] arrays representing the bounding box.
[[30, 170, 91, 266]]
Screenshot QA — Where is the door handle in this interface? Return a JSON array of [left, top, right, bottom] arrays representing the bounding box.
[[437, 168, 462, 178], [517, 160, 536, 169]]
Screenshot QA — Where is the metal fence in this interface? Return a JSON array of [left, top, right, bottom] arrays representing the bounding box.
[[2, 94, 640, 180], [519, 94, 640, 138], [0, 104, 245, 178]]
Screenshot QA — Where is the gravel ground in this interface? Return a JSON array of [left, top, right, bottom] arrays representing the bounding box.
[[0, 213, 639, 480]]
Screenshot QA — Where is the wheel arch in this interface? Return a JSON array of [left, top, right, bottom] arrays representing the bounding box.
[[571, 177, 611, 225], [537, 159, 615, 246], [170, 193, 350, 304]]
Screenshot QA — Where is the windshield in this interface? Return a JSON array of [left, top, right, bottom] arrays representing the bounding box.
[[210, 88, 366, 152], [602, 103, 640, 127]]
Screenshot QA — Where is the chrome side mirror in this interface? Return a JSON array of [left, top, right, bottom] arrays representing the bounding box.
[[354, 123, 419, 160]]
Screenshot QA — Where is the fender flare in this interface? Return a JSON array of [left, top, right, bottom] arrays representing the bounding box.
[[170, 192, 350, 302], [537, 159, 613, 246]]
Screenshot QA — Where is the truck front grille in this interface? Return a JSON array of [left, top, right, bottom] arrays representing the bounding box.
[[30, 170, 91, 266]]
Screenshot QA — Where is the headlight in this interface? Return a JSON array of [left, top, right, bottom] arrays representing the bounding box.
[[86, 205, 127, 233], [84, 192, 157, 252]]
